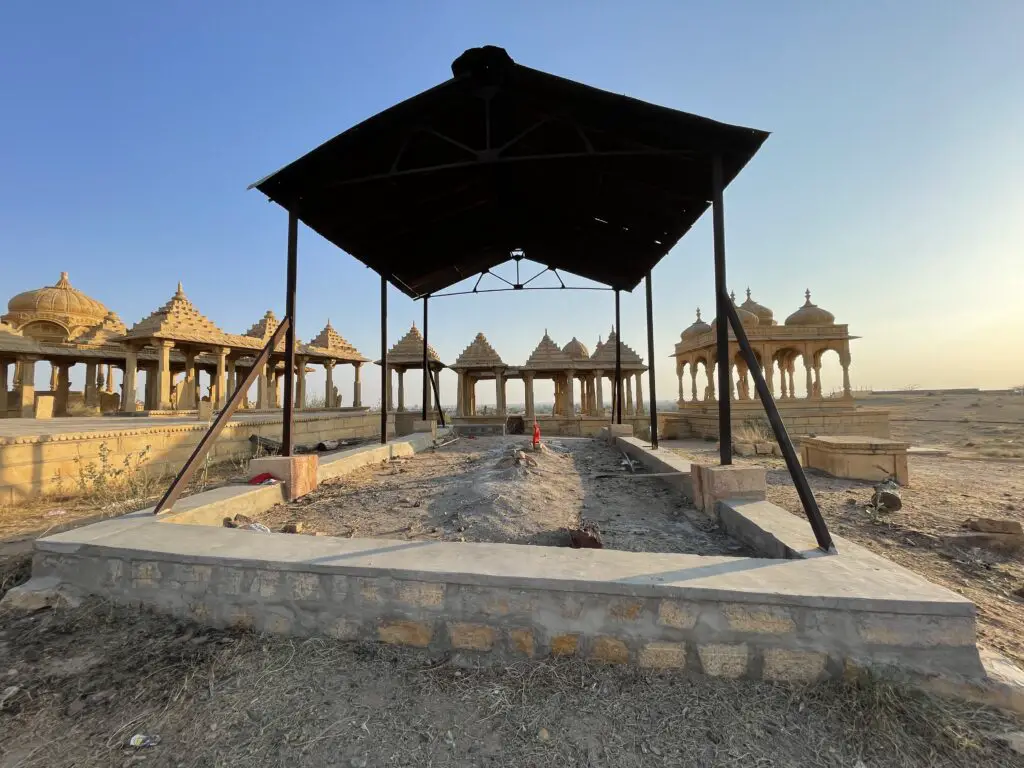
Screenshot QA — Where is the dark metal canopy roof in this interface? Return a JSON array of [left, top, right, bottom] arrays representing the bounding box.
[[252, 46, 769, 299]]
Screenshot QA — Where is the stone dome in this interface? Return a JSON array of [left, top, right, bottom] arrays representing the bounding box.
[[711, 293, 760, 331], [562, 337, 590, 360], [4, 272, 110, 338], [681, 308, 712, 341], [740, 288, 775, 325], [784, 290, 835, 326]]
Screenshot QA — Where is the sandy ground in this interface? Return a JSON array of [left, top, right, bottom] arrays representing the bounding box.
[[0, 601, 1021, 768], [262, 436, 750, 556], [868, 392, 1024, 458]]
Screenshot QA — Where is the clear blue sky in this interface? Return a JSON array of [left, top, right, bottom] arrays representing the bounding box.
[[2, 2, 1022, 404]]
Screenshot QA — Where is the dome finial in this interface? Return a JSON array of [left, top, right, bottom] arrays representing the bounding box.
[[730, 290, 736, 303], [696, 308, 702, 321], [804, 289, 812, 305], [176, 281, 184, 296], [746, 287, 752, 300], [57, 271, 70, 286]]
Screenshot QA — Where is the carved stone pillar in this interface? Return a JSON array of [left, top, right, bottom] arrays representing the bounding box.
[[55, 362, 71, 416], [226, 358, 237, 402], [841, 347, 853, 398], [105, 364, 115, 393], [214, 348, 229, 409], [386, 366, 394, 411], [690, 363, 698, 403], [396, 367, 406, 412], [17, 357, 37, 417], [256, 362, 270, 409], [765, 359, 775, 398], [812, 362, 822, 399], [677, 366, 684, 405], [456, 372, 465, 416], [353, 363, 362, 407], [295, 355, 307, 410], [564, 371, 575, 417], [49, 363, 58, 392], [804, 358, 814, 400], [705, 363, 716, 402], [634, 371, 644, 414], [84, 362, 99, 407], [119, 351, 136, 412], [624, 374, 633, 415], [495, 368, 506, 416], [0, 361, 7, 417], [155, 341, 174, 410], [524, 372, 535, 419], [324, 361, 335, 408]]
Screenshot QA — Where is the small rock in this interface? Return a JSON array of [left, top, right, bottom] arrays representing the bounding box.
[[281, 521, 304, 534], [222, 517, 238, 528], [964, 518, 1023, 535], [0, 686, 20, 709], [233, 513, 254, 526], [537, 727, 550, 743], [1013, 585, 1024, 600]]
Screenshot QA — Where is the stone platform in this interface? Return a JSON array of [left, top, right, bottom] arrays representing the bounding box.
[[801, 435, 910, 485], [661, 399, 891, 441], [8, 432, 996, 689], [0, 408, 390, 504]]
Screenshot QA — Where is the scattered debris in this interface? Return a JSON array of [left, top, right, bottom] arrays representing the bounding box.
[[128, 734, 161, 749], [537, 727, 551, 743], [223, 513, 256, 528], [0, 685, 20, 710], [963, 518, 1024, 535], [568, 519, 603, 549], [243, 523, 271, 534], [281, 521, 304, 534], [248, 472, 278, 486], [870, 478, 903, 512], [945, 532, 1024, 554], [45, 509, 67, 517]]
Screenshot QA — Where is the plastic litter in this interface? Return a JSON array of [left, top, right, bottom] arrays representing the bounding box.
[[248, 472, 275, 485], [243, 523, 271, 533], [45, 509, 68, 517], [128, 734, 161, 748]]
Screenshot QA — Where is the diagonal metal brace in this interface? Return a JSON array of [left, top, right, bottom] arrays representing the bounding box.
[[153, 318, 291, 514], [722, 296, 836, 553]]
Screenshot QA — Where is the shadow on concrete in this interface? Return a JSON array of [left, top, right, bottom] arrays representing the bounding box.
[[614, 553, 792, 586]]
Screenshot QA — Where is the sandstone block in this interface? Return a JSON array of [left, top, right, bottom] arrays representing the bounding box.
[[131, 561, 161, 589], [657, 600, 698, 630], [857, 614, 975, 648], [551, 633, 580, 656], [964, 518, 1023, 535], [590, 636, 629, 664], [690, 464, 766, 515], [509, 628, 535, 657], [946, 532, 1024, 554], [698, 643, 748, 678], [607, 598, 645, 622], [762, 648, 826, 682], [287, 573, 322, 601], [321, 617, 360, 640], [395, 580, 445, 608], [379, 620, 433, 647], [449, 622, 497, 651], [248, 454, 319, 501], [722, 604, 795, 634], [639, 642, 687, 669]]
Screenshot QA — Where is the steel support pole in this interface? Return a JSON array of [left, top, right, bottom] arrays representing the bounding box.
[[723, 299, 835, 552], [614, 289, 622, 424], [380, 275, 388, 444], [712, 155, 732, 465], [645, 271, 658, 448], [282, 210, 298, 456], [422, 296, 429, 421]]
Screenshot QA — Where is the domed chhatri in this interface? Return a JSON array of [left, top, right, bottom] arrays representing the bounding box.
[[681, 308, 712, 341], [4, 271, 111, 340], [711, 292, 759, 330], [562, 337, 590, 360], [740, 288, 775, 325], [785, 289, 835, 327]]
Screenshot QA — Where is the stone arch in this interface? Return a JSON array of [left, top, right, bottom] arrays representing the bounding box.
[[19, 320, 71, 343]]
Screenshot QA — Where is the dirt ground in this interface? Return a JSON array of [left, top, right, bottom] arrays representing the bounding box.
[[869, 391, 1024, 458], [1, 601, 1021, 768], [262, 436, 750, 556]]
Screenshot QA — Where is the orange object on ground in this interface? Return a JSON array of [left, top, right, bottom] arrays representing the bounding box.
[[532, 421, 541, 447]]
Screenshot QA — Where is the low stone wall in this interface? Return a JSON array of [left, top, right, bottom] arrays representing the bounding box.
[[801, 436, 910, 485], [26, 523, 982, 682], [665, 402, 891, 441], [0, 409, 391, 505]]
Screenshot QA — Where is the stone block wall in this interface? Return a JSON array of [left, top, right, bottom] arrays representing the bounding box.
[[0, 410, 390, 505], [681, 407, 890, 441], [30, 551, 981, 681]]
